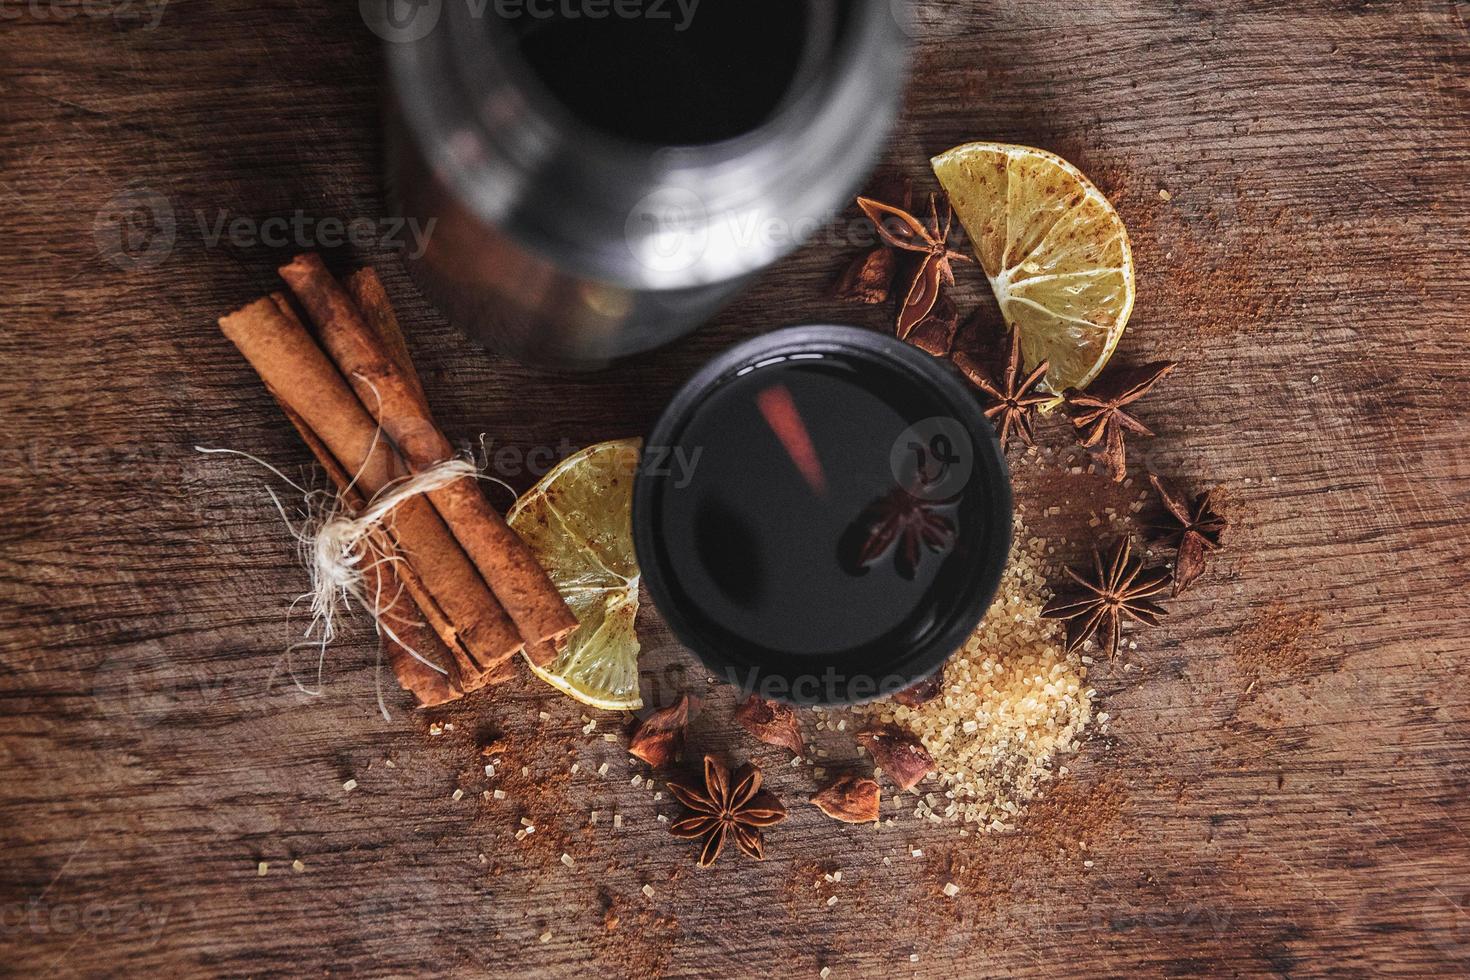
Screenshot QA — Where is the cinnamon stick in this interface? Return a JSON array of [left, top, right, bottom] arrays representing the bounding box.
[[266, 295, 473, 701], [280, 253, 577, 649], [362, 543, 463, 707], [218, 297, 522, 686], [345, 269, 429, 414]]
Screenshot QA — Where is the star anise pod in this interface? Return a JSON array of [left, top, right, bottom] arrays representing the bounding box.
[[856, 193, 973, 339], [1063, 361, 1176, 481], [1148, 472, 1227, 596], [841, 487, 956, 580], [1041, 537, 1171, 658], [666, 755, 787, 867], [954, 330, 1052, 450]]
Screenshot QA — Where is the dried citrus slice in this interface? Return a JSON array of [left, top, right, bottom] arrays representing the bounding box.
[[507, 438, 643, 711], [931, 142, 1134, 393]]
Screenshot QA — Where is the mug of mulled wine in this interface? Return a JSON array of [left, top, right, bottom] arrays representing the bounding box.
[[382, 0, 910, 367], [633, 326, 1012, 706]]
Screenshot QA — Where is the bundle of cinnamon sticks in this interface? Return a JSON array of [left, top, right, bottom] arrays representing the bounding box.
[[218, 254, 576, 706]]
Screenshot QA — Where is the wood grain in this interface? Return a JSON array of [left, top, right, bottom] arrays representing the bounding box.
[[2, 1, 1468, 976]]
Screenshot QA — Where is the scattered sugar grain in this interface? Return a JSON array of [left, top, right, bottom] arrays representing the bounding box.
[[854, 524, 1093, 831]]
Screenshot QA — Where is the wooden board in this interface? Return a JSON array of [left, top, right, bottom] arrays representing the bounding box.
[[2, 1, 1468, 975]]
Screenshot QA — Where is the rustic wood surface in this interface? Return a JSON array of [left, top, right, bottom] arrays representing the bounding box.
[[2, 1, 1468, 976]]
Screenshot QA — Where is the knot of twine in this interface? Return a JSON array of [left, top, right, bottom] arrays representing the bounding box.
[[305, 457, 479, 651], [196, 445, 509, 718]]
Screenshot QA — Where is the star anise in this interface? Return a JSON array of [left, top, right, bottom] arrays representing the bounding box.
[[666, 755, 787, 867], [1148, 472, 1227, 596], [841, 486, 957, 580], [1063, 361, 1176, 481], [954, 330, 1052, 450], [1041, 537, 1171, 658], [856, 193, 973, 339]]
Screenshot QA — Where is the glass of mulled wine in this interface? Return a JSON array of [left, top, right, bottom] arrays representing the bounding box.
[[633, 326, 1012, 705]]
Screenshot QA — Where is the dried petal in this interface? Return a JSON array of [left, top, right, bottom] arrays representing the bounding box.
[[665, 777, 714, 814], [732, 822, 765, 860], [734, 696, 804, 756], [905, 290, 960, 356], [1173, 531, 1209, 595], [892, 670, 943, 707], [811, 774, 881, 823], [856, 725, 935, 791], [734, 791, 788, 827], [832, 246, 896, 304], [897, 251, 944, 339], [698, 823, 727, 867], [627, 694, 692, 768], [668, 815, 717, 839], [857, 196, 936, 253]]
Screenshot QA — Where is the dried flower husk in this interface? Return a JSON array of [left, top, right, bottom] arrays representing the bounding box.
[[892, 670, 944, 707], [734, 695, 804, 756], [905, 290, 960, 357], [832, 246, 896, 304], [628, 694, 693, 768], [856, 724, 935, 791], [811, 773, 881, 823]]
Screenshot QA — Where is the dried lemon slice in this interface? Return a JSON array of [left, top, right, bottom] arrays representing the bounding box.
[[932, 142, 1134, 393], [507, 438, 643, 711]]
